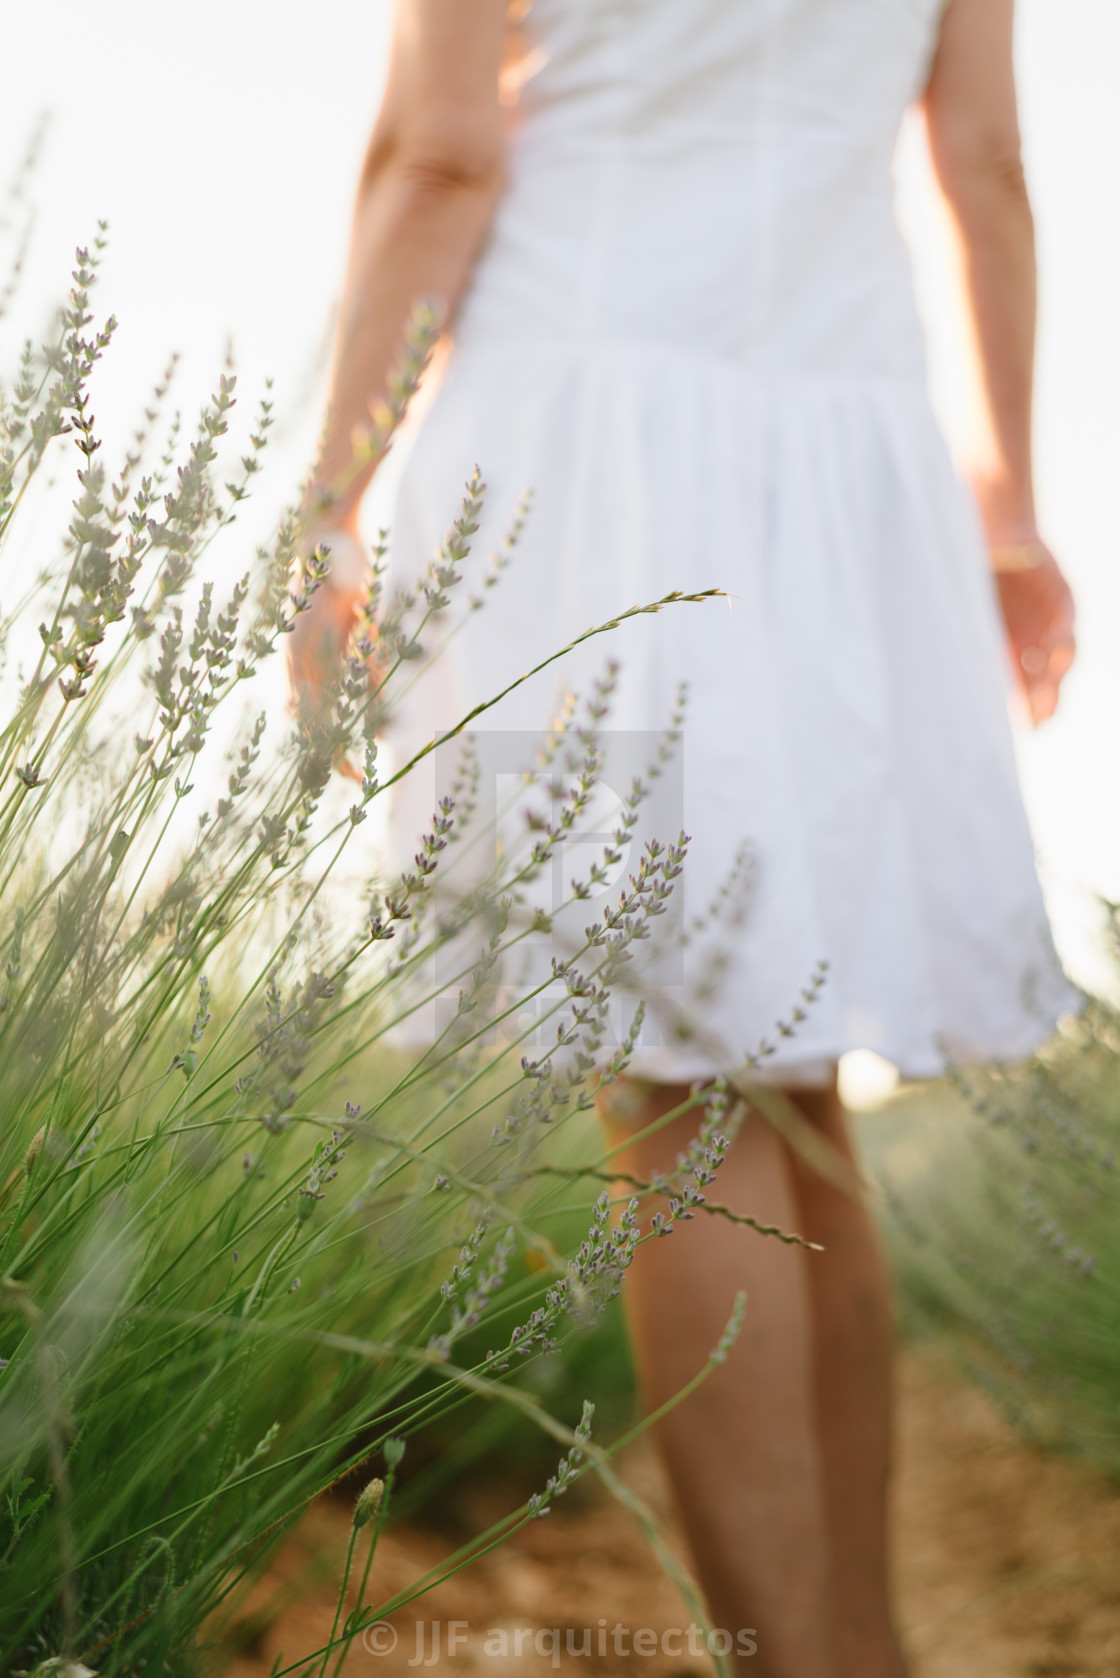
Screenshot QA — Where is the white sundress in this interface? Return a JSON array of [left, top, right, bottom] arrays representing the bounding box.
[[374, 0, 1076, 1085]]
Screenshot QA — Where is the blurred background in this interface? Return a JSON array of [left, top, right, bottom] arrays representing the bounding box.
[[1, 0, 1117, 1016]]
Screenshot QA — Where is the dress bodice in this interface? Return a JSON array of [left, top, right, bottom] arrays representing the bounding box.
[[457, 0, 947, 375]]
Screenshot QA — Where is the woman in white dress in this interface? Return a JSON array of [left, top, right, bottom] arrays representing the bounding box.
[[292, 1, 1076, 1672]]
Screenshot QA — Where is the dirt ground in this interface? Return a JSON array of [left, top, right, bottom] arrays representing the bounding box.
[[213, 1342, 1120, 1678]]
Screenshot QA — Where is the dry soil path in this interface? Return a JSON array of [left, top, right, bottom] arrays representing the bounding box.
[[213, 1343, 1120, 1678]]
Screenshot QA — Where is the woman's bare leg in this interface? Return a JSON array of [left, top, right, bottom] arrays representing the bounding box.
[[786, 1082, 908, 1678], [602, 1077, 908, 1678], [605, 1080, 838, 1678]]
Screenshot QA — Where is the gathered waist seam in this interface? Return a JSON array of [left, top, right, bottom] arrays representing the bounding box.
[[448, 330, 928, 394]]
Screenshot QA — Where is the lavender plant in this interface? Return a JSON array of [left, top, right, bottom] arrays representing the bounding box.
[[879, 981, 1120, 1473], [0, 230, 764, 1678]]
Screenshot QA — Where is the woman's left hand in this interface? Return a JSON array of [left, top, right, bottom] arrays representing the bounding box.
[[992, 539, 1076, 727]]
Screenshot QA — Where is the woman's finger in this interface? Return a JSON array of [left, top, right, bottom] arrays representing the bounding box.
[[1048, 635, 1076, 682], [1024, 632, 1075, 727]]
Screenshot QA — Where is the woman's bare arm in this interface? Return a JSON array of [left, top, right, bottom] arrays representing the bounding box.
[[923, 0, 1074, 723], [313, 0, 509, 529], [924, 0, 1035, 542], [289, 0, 508, 706]]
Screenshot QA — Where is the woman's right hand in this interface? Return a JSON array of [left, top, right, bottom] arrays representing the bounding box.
[[991, 540, 1076, 727], [286, 526, 371, 719], [286, 578, 363, 720]]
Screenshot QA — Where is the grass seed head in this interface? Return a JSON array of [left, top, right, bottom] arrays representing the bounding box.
[[353, 1476, 385, 1529]]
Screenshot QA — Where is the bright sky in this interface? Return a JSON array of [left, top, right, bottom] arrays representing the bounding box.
[[2, 0, 1118, 1015]]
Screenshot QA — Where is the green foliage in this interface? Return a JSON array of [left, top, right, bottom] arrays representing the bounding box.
[[879, 980, 1120, 1473], [0, 231, 731, 1676]]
